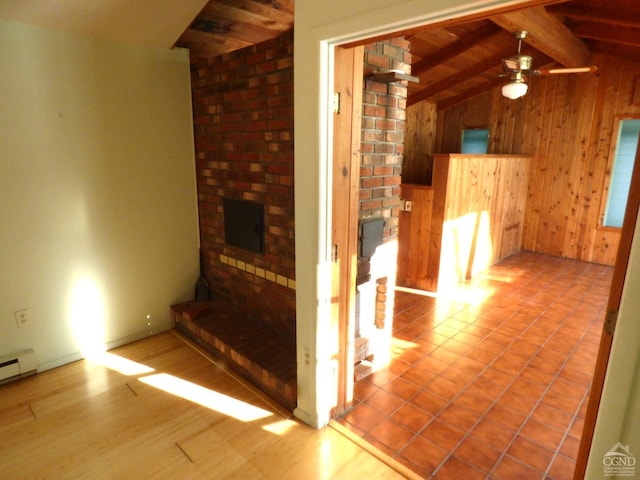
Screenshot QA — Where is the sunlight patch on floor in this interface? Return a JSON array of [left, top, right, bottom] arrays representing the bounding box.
[[139, 373, 274, 422], [87, 351, 155, 376], [261, 418, 298, 435]]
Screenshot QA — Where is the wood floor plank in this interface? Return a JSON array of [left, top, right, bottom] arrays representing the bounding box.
[[0, 332, 408, 479]]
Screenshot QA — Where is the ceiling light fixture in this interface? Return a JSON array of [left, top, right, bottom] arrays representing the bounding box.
[[502, 72, 528, 100]]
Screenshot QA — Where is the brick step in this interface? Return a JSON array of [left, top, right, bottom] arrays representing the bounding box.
[[170, 301, 296, 411]]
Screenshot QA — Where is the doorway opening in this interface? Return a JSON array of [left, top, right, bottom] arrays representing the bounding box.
[[328, 7, 636, 480]]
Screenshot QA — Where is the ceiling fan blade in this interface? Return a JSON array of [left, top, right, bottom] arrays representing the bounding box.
[[532, 66, 598, 75]]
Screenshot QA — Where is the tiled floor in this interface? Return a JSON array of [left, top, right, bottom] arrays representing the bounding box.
[[338, 252, 612, 479]]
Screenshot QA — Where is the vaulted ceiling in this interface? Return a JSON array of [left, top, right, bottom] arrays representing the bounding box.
[[1, 0, 638, 108], [403, 0, 640, 108], [172, 0, 640, 108]]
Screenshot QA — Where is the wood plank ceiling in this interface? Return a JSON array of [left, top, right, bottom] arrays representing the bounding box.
[[175, 0, 640, 108]]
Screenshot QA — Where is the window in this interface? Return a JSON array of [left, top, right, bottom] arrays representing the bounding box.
[[461, 128, 490, 154], [603, 119, 640, 228]]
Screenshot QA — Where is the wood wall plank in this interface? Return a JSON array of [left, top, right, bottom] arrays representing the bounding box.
[[404, 102, 437, 184], [397, 154, 530, 291]]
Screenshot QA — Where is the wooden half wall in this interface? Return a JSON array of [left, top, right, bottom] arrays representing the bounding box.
[[398, 154, 531, 291]]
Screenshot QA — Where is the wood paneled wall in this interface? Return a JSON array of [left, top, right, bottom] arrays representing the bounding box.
[[397, 154, 530, 291], [434, 53, 640, 265], [404, 102, 437, 184]]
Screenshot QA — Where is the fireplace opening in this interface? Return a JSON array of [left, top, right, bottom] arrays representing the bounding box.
[[222, 198, 264, 254]]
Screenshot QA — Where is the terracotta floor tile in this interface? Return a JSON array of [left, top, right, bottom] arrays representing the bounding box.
[[391, 403, 432, 432], [462, 324, 493, 339], [420, 418, 466, 450], [507, 434, 554, 473], [341, 402, 386, 434], [470, 418, 517, 452], [428, 347, 462, 365], [437, 403, 482, 432], [353, 379, 380, 402], [547, 454, 576, 480], [434, 456, 486, 480], [410, 389, 450, 416], [542, 377, 587, 414], [400, 365, 439, 387], [364, 388, 406, 416], [484, 402, 529, 431], [465, 345, 500, 364], [419, 330, 450, 346], [453, 435, 502, 474], [453, 355, 486, 374], [559, 361, 595, 387], [453, 389, 494, 415], [498, 388, 538, 416], [520, 418, 566, 451], [415, 355, 451, 373], [440, 364, 478, 387], [465, 376, 506, 402], [568, 417, 585, 440], [397, 320, 434, 340], [367, 417, 415, 451], [392, 342, 432, 364], [491, 356, 525, 376], [383, 376, 422, 400], [399, 435, 449, 478], [559, 435, 580, 460], [366, 368, 398, 388], [442, 338, 473, 355], [509, 377, 549, 400], [478, 366, 516, 388], [427, 376, 463, 400], [530, 402, 575, 433], [492, 455, 546, 480]]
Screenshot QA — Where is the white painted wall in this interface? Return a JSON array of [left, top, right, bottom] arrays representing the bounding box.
[[0, 20, 199, 370]]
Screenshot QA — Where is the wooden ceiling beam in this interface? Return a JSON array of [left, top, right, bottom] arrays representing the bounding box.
[[571, 22, 640, 49], [340, 0, 572, 49], [491, 6, 592, 67], [411, 23, 505, 76], [547, 4, 640, 29], [408, 51, 509, 106]]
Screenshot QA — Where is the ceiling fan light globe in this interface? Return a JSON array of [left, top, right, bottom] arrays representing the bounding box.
[[502, 81, 528, 99]]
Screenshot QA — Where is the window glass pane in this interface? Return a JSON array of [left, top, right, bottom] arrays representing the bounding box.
[[461, 129, 489, 154], [604, 119, 640, 228]]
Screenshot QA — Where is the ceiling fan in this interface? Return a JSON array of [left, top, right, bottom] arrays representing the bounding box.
[[501, 30, 598, 99]]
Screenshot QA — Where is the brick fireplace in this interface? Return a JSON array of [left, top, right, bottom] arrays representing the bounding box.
[[173, 31, 297, 410], [172, 31, 410, 410]]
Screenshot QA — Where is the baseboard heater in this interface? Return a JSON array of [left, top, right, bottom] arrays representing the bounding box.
[[0, 349, 37, 385]]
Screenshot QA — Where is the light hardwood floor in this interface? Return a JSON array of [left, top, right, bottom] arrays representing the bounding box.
[[0, 332, 411, 479]]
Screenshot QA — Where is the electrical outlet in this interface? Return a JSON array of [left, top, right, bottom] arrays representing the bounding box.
[[15, 309, 33, 327]]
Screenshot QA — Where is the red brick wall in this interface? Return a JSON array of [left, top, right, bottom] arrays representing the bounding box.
[[360, 39, 410, 241], [358, 40, 410, 285], [190, 31, 295, 340]]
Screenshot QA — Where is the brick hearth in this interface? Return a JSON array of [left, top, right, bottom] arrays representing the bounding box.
[[171, 301, 296, 411]]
